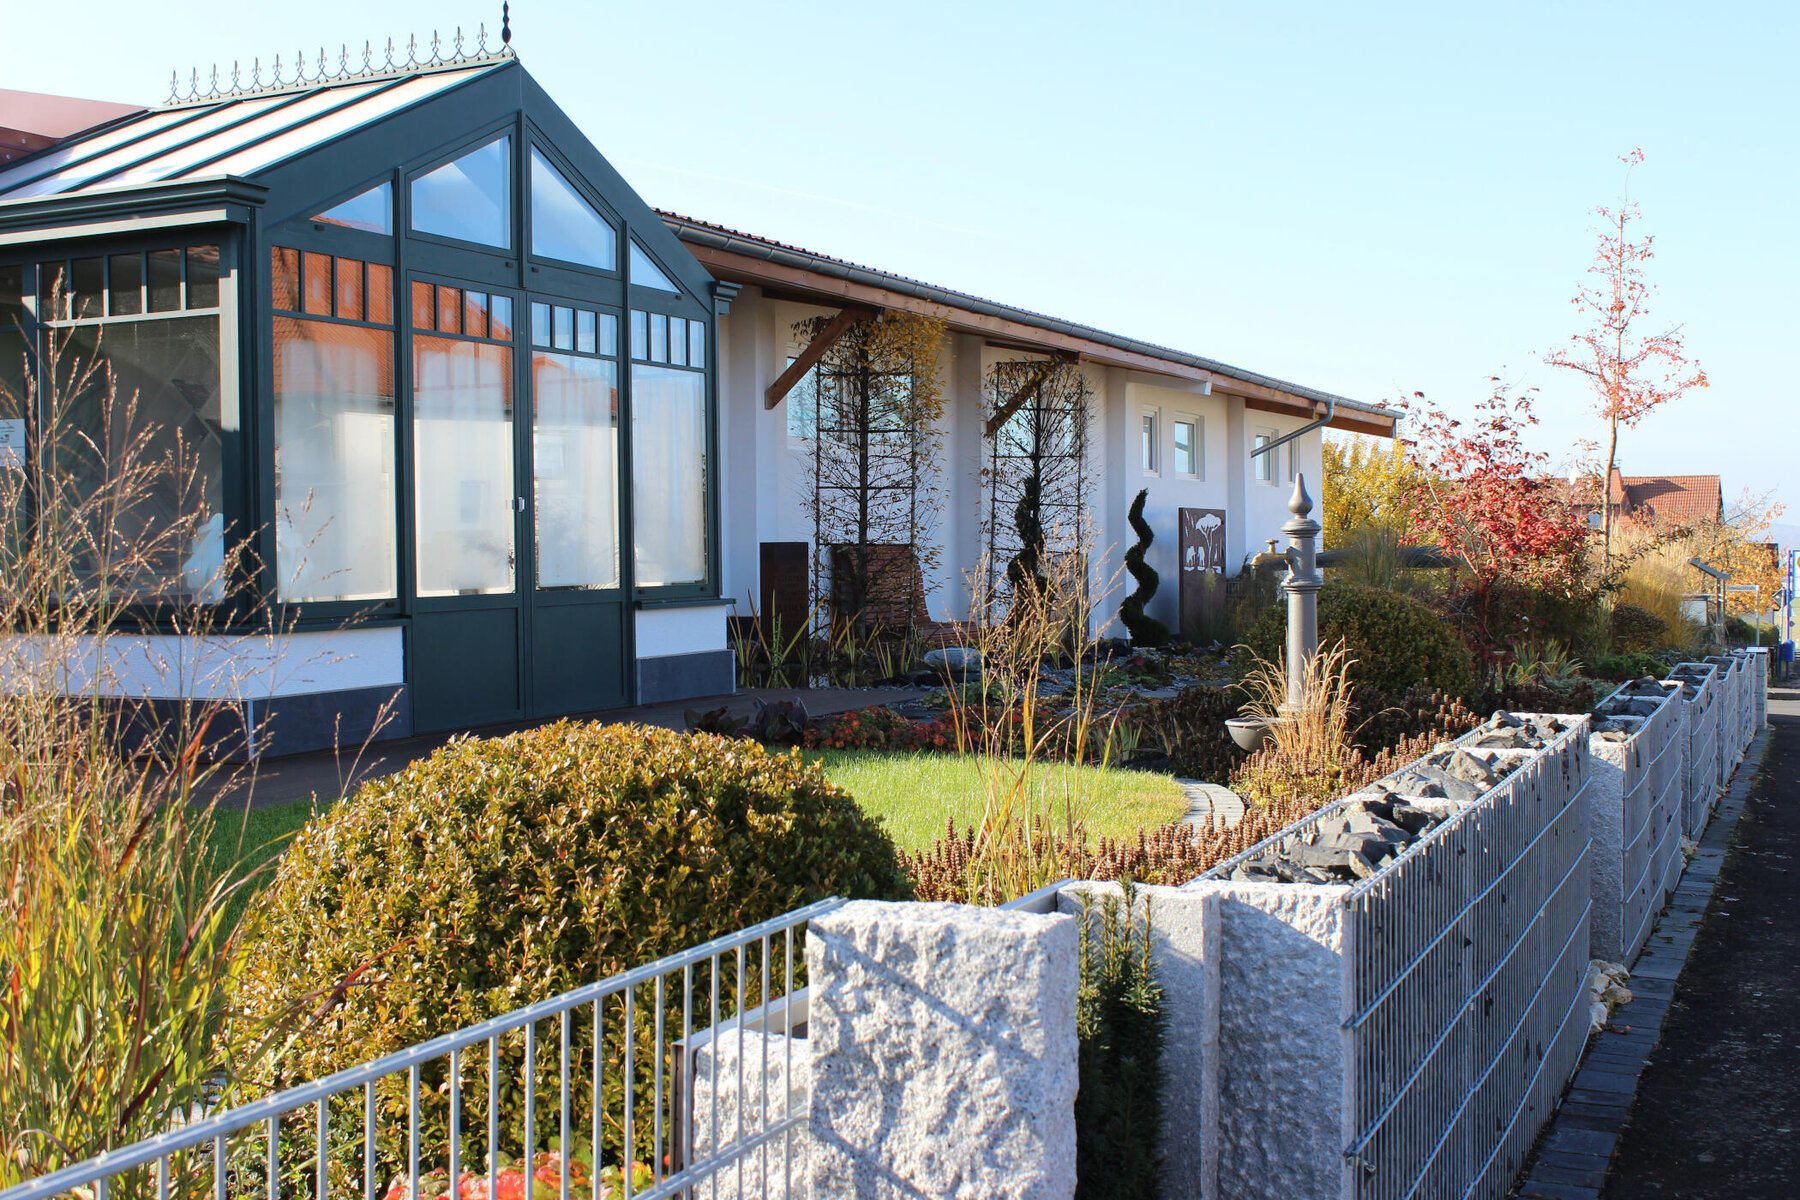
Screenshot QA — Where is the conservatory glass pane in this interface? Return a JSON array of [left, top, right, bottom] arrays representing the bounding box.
[[185, 246, 220, 309], [632, 364, 706, 587], [108, 254, 142, 316], [1, 264, 25, 421], [410, 137, 511, 249], [147, 249, 181, 312], [61, 316, 223, 600], [533, 351, 619, 589], [530, 148, 616, 269], [629, 240, 679, 292], [273, 316, 397, 602], [413, 335, 515, 596], [314, 182, 393, 235]]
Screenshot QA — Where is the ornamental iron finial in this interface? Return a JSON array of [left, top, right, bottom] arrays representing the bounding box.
[[163, 19, 517, 107]]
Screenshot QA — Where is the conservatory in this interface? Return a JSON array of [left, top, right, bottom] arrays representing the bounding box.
[[0, 46, 729, 752]]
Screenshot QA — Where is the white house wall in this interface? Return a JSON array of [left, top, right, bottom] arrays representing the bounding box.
[[715, 286, 1331, 641], [0, 627, 403, 700]]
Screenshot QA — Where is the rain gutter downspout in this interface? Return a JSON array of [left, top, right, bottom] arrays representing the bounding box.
[[1248, 398, 1335, 462]]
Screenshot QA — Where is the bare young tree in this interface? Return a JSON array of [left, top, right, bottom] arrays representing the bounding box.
[[799, 311, 947, 633]]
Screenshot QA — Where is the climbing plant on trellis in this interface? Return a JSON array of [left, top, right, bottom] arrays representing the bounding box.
[[981, 358, 1094, 615], [797, 311, 947, 632]]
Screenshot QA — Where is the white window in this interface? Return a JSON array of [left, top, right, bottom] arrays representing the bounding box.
[[1141, 410, 1159, 473], [1173, 417, 1201, 478], [1253, 429, 1276, 483], [1288, 441, 1299, 482], [785, 355, 820, 441]]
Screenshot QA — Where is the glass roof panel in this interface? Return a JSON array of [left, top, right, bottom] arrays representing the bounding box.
[[182, 69, 487, 181], [411, 135, 511, 249], [0, 106, 194, 197], [629, 240, 679, 293], [109, 80, 391, 186], [530, 147, 614, 269], [0, 96, 297, 200], [313, 181, 393, 234]]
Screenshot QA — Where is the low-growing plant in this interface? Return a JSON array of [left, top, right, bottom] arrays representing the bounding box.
[[1136, 685, 1246, 782], [1075, 883, 1166, 1200], [684, 703, 749, 736], [803, 705, 959, 752]]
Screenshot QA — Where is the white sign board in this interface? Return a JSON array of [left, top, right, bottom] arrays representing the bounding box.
[[0, 419, 22, 468]]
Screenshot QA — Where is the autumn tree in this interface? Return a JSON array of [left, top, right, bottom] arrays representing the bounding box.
[[1545, 149, 1707, 570], [1321, 433, 1424, 548], [1403, 386, 1591, 659]]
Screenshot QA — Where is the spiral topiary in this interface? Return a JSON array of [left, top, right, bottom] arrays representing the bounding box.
[[1119, 489, 1170, 647]]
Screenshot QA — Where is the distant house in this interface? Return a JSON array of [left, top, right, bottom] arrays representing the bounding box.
[[1559, 467, 1723, 533], [0, 42, 1396, 756]]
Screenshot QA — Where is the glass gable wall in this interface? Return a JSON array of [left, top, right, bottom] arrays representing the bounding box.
[[0, 60, 718, 729]]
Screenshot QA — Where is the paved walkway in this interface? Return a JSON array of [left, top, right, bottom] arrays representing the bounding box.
[[1516, 682, 1800, 1200], [206, 686, 925, 810], [1175, 779, 1246, 828]]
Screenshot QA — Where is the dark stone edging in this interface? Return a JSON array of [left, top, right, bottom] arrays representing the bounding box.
[[1513, 724, 1772, 1200]]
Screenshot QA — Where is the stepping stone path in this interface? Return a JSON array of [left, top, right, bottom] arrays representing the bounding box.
[[1176, 779, 1245, 828]]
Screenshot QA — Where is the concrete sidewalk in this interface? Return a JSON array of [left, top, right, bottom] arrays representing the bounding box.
[[204, 686, 924, 810]]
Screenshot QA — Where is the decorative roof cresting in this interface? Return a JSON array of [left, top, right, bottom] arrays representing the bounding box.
[[165, 21, 515, 109]]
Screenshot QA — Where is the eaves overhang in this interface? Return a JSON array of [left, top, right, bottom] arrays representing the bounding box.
[[0, 176, 267, 244], [662, 211, 1399, 438]]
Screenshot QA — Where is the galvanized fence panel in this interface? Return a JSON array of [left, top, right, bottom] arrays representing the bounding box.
[[1342, 719, 1591, 1200], [1666, 664, 1720, 839], [2, 900, 843, 1200], [1589, 680, 1685, 965], [1196, 714, 1593, 1200]]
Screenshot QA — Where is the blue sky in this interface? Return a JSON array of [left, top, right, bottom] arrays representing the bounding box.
[[15, 0, 1797, 545]]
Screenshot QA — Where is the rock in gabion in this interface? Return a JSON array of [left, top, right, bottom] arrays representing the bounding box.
[[1227, 711, 1574, 885]]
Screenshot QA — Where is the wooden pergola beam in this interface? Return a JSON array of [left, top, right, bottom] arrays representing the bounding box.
[[983, 353, 1078, 437], [764, 304, 879, 409]]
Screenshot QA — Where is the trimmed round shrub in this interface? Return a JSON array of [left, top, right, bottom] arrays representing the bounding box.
[[1243, 581, 1474, 700], [237, 721, 909, 1175]]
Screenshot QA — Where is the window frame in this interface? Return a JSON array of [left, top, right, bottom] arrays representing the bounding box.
[[6, 231, 250, 622], [627, 299, 714, 600], [1140, 407, 1160, 475], [522, 126, 624, 289], [401, 122, 521, 279], [1253, 427, 1278, 484], [1172, 414, 1202, 480]]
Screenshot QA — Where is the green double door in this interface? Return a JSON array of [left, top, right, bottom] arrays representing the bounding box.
[[408, 286, 628, 733]]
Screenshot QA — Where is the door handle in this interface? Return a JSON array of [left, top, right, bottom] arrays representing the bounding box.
[[516, 496, 526, 513]]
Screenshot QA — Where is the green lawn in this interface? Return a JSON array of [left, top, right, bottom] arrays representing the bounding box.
[[806, 750, 1189, 852], [204, 750, 1189, 919], [206, 798, 323, 929]]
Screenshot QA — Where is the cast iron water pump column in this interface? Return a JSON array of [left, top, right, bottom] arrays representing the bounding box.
[[1280, 474, 1322, 715]]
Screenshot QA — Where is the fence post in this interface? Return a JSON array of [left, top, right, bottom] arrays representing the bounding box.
[[805, 900, 1079, 1200]]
